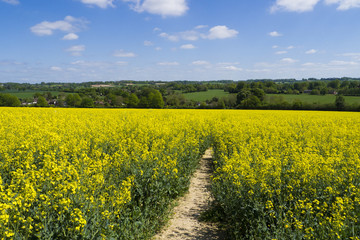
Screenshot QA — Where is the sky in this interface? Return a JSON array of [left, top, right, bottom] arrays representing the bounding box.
[[1, 0, 360, 83]]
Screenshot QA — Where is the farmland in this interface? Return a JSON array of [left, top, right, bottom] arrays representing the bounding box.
[[266, 94, 360, 105], [0, 108, 360, 239], [182, 89, 230, 102]]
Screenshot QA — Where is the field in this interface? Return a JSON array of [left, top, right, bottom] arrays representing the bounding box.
[[0, 90, 61, 99], [266, 94, 360, 105], [182, 89, 230, 102], [0, 108, 360, 239]]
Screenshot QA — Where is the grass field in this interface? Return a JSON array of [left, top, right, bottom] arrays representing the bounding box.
[[182, 89, 230, 102], [0, 90, 61, 99], [266, 94, 360, 105]]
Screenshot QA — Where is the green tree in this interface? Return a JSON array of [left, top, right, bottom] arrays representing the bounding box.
[[80, 97, 94, 108], [65, 94, 75, 106], [127, 93, 139, 108], [240, 95, 261, 108], [251, 88, 265, 101], [65, 93, 82, 107], [236, 89, 251, 105], [148, 90, 164, 108], [73, 93, 82, 107], [37, 96, 48, 107], [328, 79, 340, 89], [335, 95, 345, 110], [0, 94, 21, 107]]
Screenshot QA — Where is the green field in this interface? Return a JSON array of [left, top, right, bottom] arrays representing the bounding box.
[[0, 90, 61, 99], [182, 89, 230, 102], [266, 94, 360, 105]]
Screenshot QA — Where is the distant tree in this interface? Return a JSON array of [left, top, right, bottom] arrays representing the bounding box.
[[166, 93, 186, 108], [292, 100, 303, 110], [65, 94, 75, 106], [310, 89, 320, 95], [328, 79, 340, 89], [0, 94, 21, 107], [37, 96, 48, 107], [127, 93, 139, 108], [235, 82, 246, 92], [45, 92, 53, 100], [80, 97, 94, 108], [335, 95, 345, 110], [236, 89, 251, 105], [217, 99, 226, 109], [320, 88, 328, 95], [148, 90, 164, 108], [251, 88, 266, 101], [138, 88, 164, 108], [240, 95, 261, 108], [34, 92, 43, 98]]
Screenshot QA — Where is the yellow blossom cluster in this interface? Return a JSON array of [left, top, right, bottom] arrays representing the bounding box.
[[211, 110, 360, 239], [0, 108, 209, 239], [1, 108, 360, 239]]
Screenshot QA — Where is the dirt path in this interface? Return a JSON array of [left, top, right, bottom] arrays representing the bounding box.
[[154, 149, 224, 240]]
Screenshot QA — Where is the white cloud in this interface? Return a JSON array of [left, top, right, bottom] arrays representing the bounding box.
[[342, 52, 360, 57], [1, 0, 19, 5], [155, 47, 162, 51], [276, 51, 288, 54], [281, 58, 297, 63], [192, 60, 210, 65], [113, 50, 136, 57], [271, 0, 321, 12], [180, 44, 196, 49], [180, 30, 200, 41], [159, 32, 179, 41], [66, 45, 86, 56], [302, 62, 318, 66], [269, 31, 282, 37], [221, 65, 243, 71], [341, 52, 360, 60], [63, 33, 79, 40], [80, 0, 115, 8], [306, 49, 318, 54], [124, 0, 189, 17], [157, 61, 179, 66], [272, 45, 279, 49], [325, 0, 360, 10], [31, 16, 88, 36], [160, 30, 200, 41], [207, 26, 238, 40], [329, 60, 357, 66], [287, 45, 294, 49], [159, 25, 238, 42], [144, 40, 153, 46], [195, 25, 208, 29], [50, 66, 62, 71]]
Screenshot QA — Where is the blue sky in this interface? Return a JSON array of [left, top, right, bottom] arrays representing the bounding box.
[[1, 0, 360, 83]]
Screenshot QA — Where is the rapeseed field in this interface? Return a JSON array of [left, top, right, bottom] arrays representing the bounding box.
[[0, 108, 359, 239]]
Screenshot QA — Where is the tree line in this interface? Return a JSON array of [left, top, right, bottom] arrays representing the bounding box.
[[1, 78, 360, 110]]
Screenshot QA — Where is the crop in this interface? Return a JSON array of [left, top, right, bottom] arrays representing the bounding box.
[[0, 108, 210, 239], [211, 110, 360, 239], [1, 108, 360, 239]]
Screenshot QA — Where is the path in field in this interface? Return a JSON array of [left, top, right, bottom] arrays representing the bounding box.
[[154, 149, 225, 240]]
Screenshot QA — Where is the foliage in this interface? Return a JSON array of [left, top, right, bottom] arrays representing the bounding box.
[[335, 95, 345, 110], [0, 94, 20, 107], [36, 96, 48, 107]]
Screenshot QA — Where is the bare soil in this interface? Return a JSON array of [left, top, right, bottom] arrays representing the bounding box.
[[154, 149, 225, 240]]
